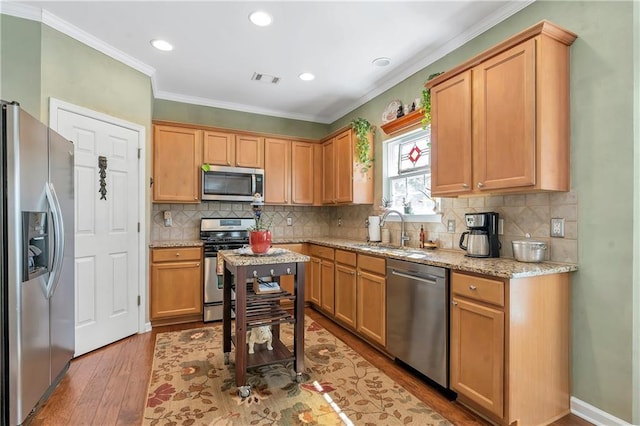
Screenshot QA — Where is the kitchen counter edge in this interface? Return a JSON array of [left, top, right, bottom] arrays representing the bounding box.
[[149, 240, 204, 248], [277, 237, 577, 279]]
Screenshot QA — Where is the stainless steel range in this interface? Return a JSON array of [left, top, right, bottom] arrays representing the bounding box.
[[200, 218, 254, 322]]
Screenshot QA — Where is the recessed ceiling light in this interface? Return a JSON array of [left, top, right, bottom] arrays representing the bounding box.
[[150, 39, 173, 51], [372, 57, 391, 67], [298, 72, 315, 81], [249, 11, 273, 27]]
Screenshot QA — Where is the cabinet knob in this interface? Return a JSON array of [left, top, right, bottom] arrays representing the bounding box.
[[227, 161, 231, 166], [349, 271, 355, 275], [452, 301, 458, 306], [469, 285, 477, 291], [175, 252, 180, 256], [462, 183, 469, 189], [195, 263, 200, 267], [477, 182, 484, 188]]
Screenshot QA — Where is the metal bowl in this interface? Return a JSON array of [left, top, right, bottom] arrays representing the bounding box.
[[512, 240, 547, 263]]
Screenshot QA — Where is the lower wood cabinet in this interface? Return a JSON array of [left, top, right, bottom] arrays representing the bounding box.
[[450, 270, 570, 425], [150, 246, 203, 325], [334, 250, 357, 328], [356, 254, 386, 347], [308, 244, 335, 315]]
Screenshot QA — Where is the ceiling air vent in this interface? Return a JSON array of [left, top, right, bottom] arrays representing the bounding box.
[[251, 72, 280, 84]]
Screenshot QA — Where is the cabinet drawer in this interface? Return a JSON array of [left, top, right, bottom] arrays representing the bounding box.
[[335, 249, 356, 267], [451, 271, 504, 307], [309, 244, 334, 260], [357, 254, 386, 275], [152, 247, 202, 263]]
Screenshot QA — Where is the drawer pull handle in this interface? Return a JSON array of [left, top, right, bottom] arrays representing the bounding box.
[[469, 285, 477, 291]]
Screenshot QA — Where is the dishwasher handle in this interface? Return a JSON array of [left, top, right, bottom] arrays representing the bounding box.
[[390, 269, 439, 285]]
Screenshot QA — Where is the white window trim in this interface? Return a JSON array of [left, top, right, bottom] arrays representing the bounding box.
[[382, 127, 441, 222]]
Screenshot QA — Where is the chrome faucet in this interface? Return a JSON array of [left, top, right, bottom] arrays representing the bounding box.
[[380, 209, 410, 247]]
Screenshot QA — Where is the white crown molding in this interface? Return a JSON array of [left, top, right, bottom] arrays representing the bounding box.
[[0, 1, 41, 21], [571, 397, 632, 426], [1, 2, 158, 94], [328, 0, 536, 122], [155, 90, 330, 124], [3, 0, 532, 125]]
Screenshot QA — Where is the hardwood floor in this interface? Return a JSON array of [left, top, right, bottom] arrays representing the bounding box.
[[29, 308, 592, 426]]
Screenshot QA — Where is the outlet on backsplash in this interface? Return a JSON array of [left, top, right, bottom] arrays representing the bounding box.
[[447, 219, 455, 233]]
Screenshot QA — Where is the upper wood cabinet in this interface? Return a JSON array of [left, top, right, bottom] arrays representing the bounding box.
[[264, 138, 315, 205], [321, 128, 373, 205], [153, 125, 202, 203], [427, 20, 576, 197], [203, 131, 264, 168], [203, 130, 235, 166]]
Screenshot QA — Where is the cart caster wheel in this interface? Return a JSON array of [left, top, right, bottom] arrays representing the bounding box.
[[238, 386, 251, 398], [294, 373, 303, 383], [223, 353, 229, 365]]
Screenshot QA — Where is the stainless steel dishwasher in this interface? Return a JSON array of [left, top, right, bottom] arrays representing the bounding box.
[[386, 258, 449, 388]]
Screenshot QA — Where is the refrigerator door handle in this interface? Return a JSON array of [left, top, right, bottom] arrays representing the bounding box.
[[45, 182, 65, 299]]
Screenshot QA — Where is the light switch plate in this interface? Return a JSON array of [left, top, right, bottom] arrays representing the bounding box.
[[498, 219, 504, 235], [551, 218, 565, 238], [447, 219, 455, 233], [286, 217, 292, 226]]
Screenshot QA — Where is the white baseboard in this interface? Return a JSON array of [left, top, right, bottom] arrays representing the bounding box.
[[142, 322, 152, 333], [571, 397, 633, 426]]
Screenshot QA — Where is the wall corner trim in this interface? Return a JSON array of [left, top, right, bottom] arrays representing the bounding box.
[[571, 397, 632, 426]]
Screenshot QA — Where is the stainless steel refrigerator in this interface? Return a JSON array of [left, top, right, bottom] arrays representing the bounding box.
[[0, 101, 75, 425]]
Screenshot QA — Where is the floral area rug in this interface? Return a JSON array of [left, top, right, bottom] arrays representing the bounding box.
[[144, 316, 452, 425]]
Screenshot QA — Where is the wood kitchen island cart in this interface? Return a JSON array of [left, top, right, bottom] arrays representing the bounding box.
[[219, 248, 310, 397]]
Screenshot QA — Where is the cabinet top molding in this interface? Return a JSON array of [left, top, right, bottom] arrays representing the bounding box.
[[426, 20, 577, 89]]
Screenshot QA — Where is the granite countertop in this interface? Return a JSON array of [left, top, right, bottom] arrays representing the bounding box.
[[149, 240, 204, 248], [281, 237, 577, 279], [219, 247, 310, 267]]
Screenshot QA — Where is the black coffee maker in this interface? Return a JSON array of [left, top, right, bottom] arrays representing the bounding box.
[[459, 212, 501, 258]]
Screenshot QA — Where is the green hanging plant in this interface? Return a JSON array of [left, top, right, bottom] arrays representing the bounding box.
[[350, 117, 375, 173], [421, 72, 444, 128]]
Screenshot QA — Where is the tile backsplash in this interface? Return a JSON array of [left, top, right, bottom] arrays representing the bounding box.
[[151, 189, 578, 264]]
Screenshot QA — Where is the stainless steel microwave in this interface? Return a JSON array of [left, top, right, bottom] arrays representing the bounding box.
[[201, 165, 265, 201]]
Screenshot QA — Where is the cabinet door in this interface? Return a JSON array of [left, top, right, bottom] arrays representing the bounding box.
[[291, 141, 314, 204], [153, 125, 202, 202], [334, 264, 357, 329], [430, 71, 472, 196], [313, 144, 323, 205], [309, 257, 321, 306], [473, 38, 536, 192], [320, 260, 335, 315], [321, 139, 335, 204], [203, 130, 235, 166], [235, 135, 264, 168], [264, 138, 291, 204], [356, 270, 386, 346], [450, 296, 504, 418], [334, 130, 353, 203], [150, 261, 203, 319]]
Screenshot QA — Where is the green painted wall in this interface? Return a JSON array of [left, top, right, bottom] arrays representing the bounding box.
[[40, 25, 152, 130], [153, 99, 329, 140], [330, 1, 636, 421], [0, 15, 42, 118]]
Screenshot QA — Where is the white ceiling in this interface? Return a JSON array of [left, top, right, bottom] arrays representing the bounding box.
[[10, 1, 533, 124]]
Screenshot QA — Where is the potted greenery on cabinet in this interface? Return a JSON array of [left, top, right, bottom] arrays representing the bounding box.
[[350, 118, 375, 174]]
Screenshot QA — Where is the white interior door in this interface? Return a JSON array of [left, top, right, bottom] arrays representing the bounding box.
[[52, 106, 141, 356]]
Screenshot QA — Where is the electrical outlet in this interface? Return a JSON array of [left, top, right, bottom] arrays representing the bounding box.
[[163, 211, 172, 227], [286, 217, 292, 226], [338, 218, 343, 227], [447, 219, 455, 233], [551, 218, 565, 238], [498, 219, 504, 235]]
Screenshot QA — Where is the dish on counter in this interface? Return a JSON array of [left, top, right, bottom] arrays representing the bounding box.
[[382, 100, 402, 124], [233, 247, 287, 256]]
